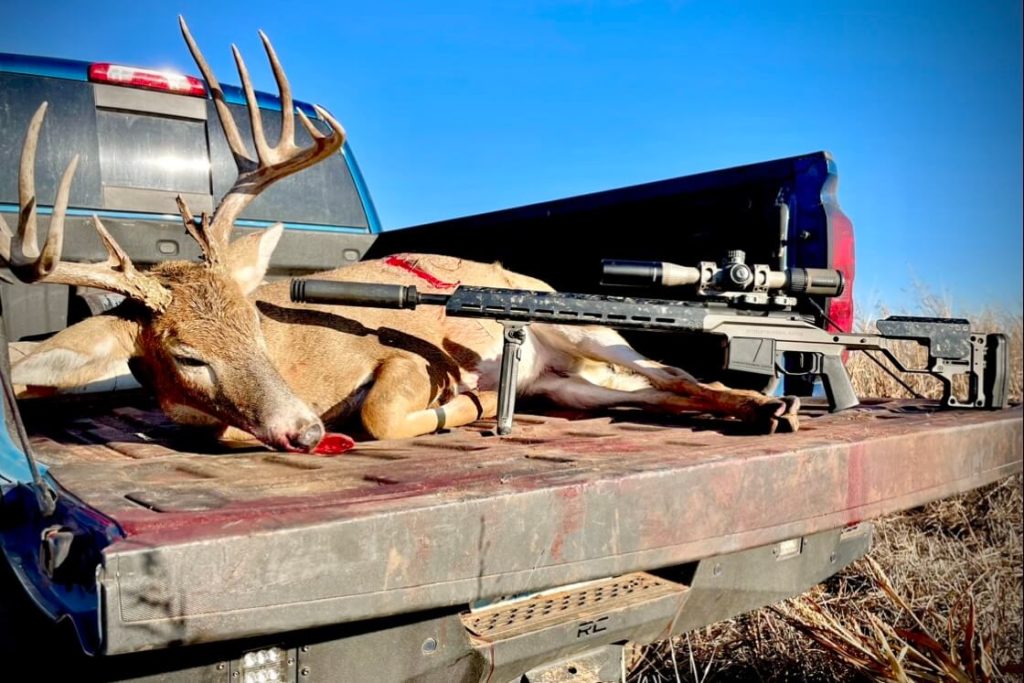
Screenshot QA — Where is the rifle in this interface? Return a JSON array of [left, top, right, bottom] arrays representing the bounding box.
[[290, 255, 1008, 435]]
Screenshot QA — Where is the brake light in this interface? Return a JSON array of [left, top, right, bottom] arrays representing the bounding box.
[[88, 63, 206, 97], [827, 208, 855, 333]]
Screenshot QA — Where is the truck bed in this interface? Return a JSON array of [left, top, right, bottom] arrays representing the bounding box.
[[18, 395, 1023, 655]]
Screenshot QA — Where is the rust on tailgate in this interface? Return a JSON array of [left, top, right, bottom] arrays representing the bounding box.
[[21, 396, 1022, 549]]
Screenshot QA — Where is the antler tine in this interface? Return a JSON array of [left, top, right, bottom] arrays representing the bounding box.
[[232, 45, 272, 166], [1, 103, 171, 312], [4, 103, 49, 269], [177, 16, 346, 256], [0, 102, 74, 279], [179, 16, 252, 172], [260, 30, 294, 150]]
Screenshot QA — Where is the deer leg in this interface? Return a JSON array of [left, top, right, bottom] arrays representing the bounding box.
[[360, 357, 497, 440], [530, 373, 727, 412], [655, 376, 800, 433], [433, 392, 498, 430], [532, 373, 796, 433], [533, 324, 799, 432]]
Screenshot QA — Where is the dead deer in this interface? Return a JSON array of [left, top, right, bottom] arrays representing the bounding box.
[[1, 18, 799, 453]]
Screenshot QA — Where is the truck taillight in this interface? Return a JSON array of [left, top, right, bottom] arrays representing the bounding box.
[[88, 63, 206, 97], [827, 208, 855, 333]]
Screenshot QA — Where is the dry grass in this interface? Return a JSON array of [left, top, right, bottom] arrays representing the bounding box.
[[627, 303, 1023, 682], [636, 477, 1023, 683]]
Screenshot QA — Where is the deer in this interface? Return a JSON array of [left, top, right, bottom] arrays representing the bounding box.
[[1, 18, 800, 453]]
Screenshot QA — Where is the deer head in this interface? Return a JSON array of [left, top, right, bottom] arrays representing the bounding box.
[[1, 18, 346, 452]]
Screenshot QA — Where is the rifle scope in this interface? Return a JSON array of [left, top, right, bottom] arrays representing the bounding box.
[[600, 258, 845, 297]]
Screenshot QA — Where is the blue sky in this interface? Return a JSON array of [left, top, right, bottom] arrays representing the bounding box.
[[3, 1, 1021, 313]]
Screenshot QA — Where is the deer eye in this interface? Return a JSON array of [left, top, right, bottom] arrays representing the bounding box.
[[173, 354, 208, 369]]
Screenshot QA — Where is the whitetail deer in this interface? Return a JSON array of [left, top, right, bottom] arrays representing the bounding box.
[[1, 18, 799, 452]]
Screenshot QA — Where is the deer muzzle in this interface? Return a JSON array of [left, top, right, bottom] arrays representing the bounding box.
[[288, 421, 325, 452], [219, 358, 326, 453], [258, 410, 325, 453]]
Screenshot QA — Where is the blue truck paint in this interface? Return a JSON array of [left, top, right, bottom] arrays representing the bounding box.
[[0, 203, 373, 235], [0, 415, 47, 485], [343, 142, 383, 234], [0, 52, 89, 82]]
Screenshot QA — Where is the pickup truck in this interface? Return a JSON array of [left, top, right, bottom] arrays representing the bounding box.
[[1, 50, 1021, 683]]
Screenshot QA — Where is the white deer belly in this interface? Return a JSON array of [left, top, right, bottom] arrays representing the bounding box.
[[456, 328, 551, 395]]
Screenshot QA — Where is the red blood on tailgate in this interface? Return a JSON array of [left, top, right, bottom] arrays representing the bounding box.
[[312, 432, 355, 455]]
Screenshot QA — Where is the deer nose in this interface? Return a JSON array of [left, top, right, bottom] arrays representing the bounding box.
[[291, 421, 324, 451]]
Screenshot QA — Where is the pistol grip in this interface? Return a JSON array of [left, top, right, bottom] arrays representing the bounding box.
[[821, 353, 859, 412]]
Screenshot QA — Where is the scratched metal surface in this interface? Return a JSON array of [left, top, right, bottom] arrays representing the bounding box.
[[20, 395, 1023, 653], [26, 398, 1023, 541]]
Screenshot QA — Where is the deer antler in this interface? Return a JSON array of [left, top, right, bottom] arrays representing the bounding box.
[[178, 16, 346, 261], [0, 103, 172, 312]]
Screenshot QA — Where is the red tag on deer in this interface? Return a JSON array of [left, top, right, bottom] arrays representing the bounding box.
[[312, 432, 356, 455]]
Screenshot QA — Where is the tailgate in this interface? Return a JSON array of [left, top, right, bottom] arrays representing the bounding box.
[[15, 397, 1022, 654]]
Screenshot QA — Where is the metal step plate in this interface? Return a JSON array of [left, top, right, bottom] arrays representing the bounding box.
[[462, 572, 684, 642], [461, 572, 688, 681]]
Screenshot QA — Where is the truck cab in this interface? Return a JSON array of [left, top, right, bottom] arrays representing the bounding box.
[[0, 51, 380, 343]]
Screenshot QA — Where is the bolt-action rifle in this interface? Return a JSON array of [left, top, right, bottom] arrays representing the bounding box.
[[291, 252, 1008, 435]]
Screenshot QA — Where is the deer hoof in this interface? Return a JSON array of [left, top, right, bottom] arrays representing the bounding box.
[[757, 396, 801, 435], [773, 412, 800, 433], [782, 395, 800, 415]]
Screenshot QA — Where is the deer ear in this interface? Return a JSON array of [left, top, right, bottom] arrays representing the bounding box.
[[10, 315, 141, 389], [226, 224, 284, 295]]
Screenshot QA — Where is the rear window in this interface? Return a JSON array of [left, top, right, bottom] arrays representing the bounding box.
[[96, 110, 210, 194], [207, 104, 369, 229], [0, 72, 102, 209], [0, 72, 369, 230]]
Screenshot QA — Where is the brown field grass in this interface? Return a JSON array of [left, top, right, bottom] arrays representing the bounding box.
[[627, 304, 1023, 682]]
